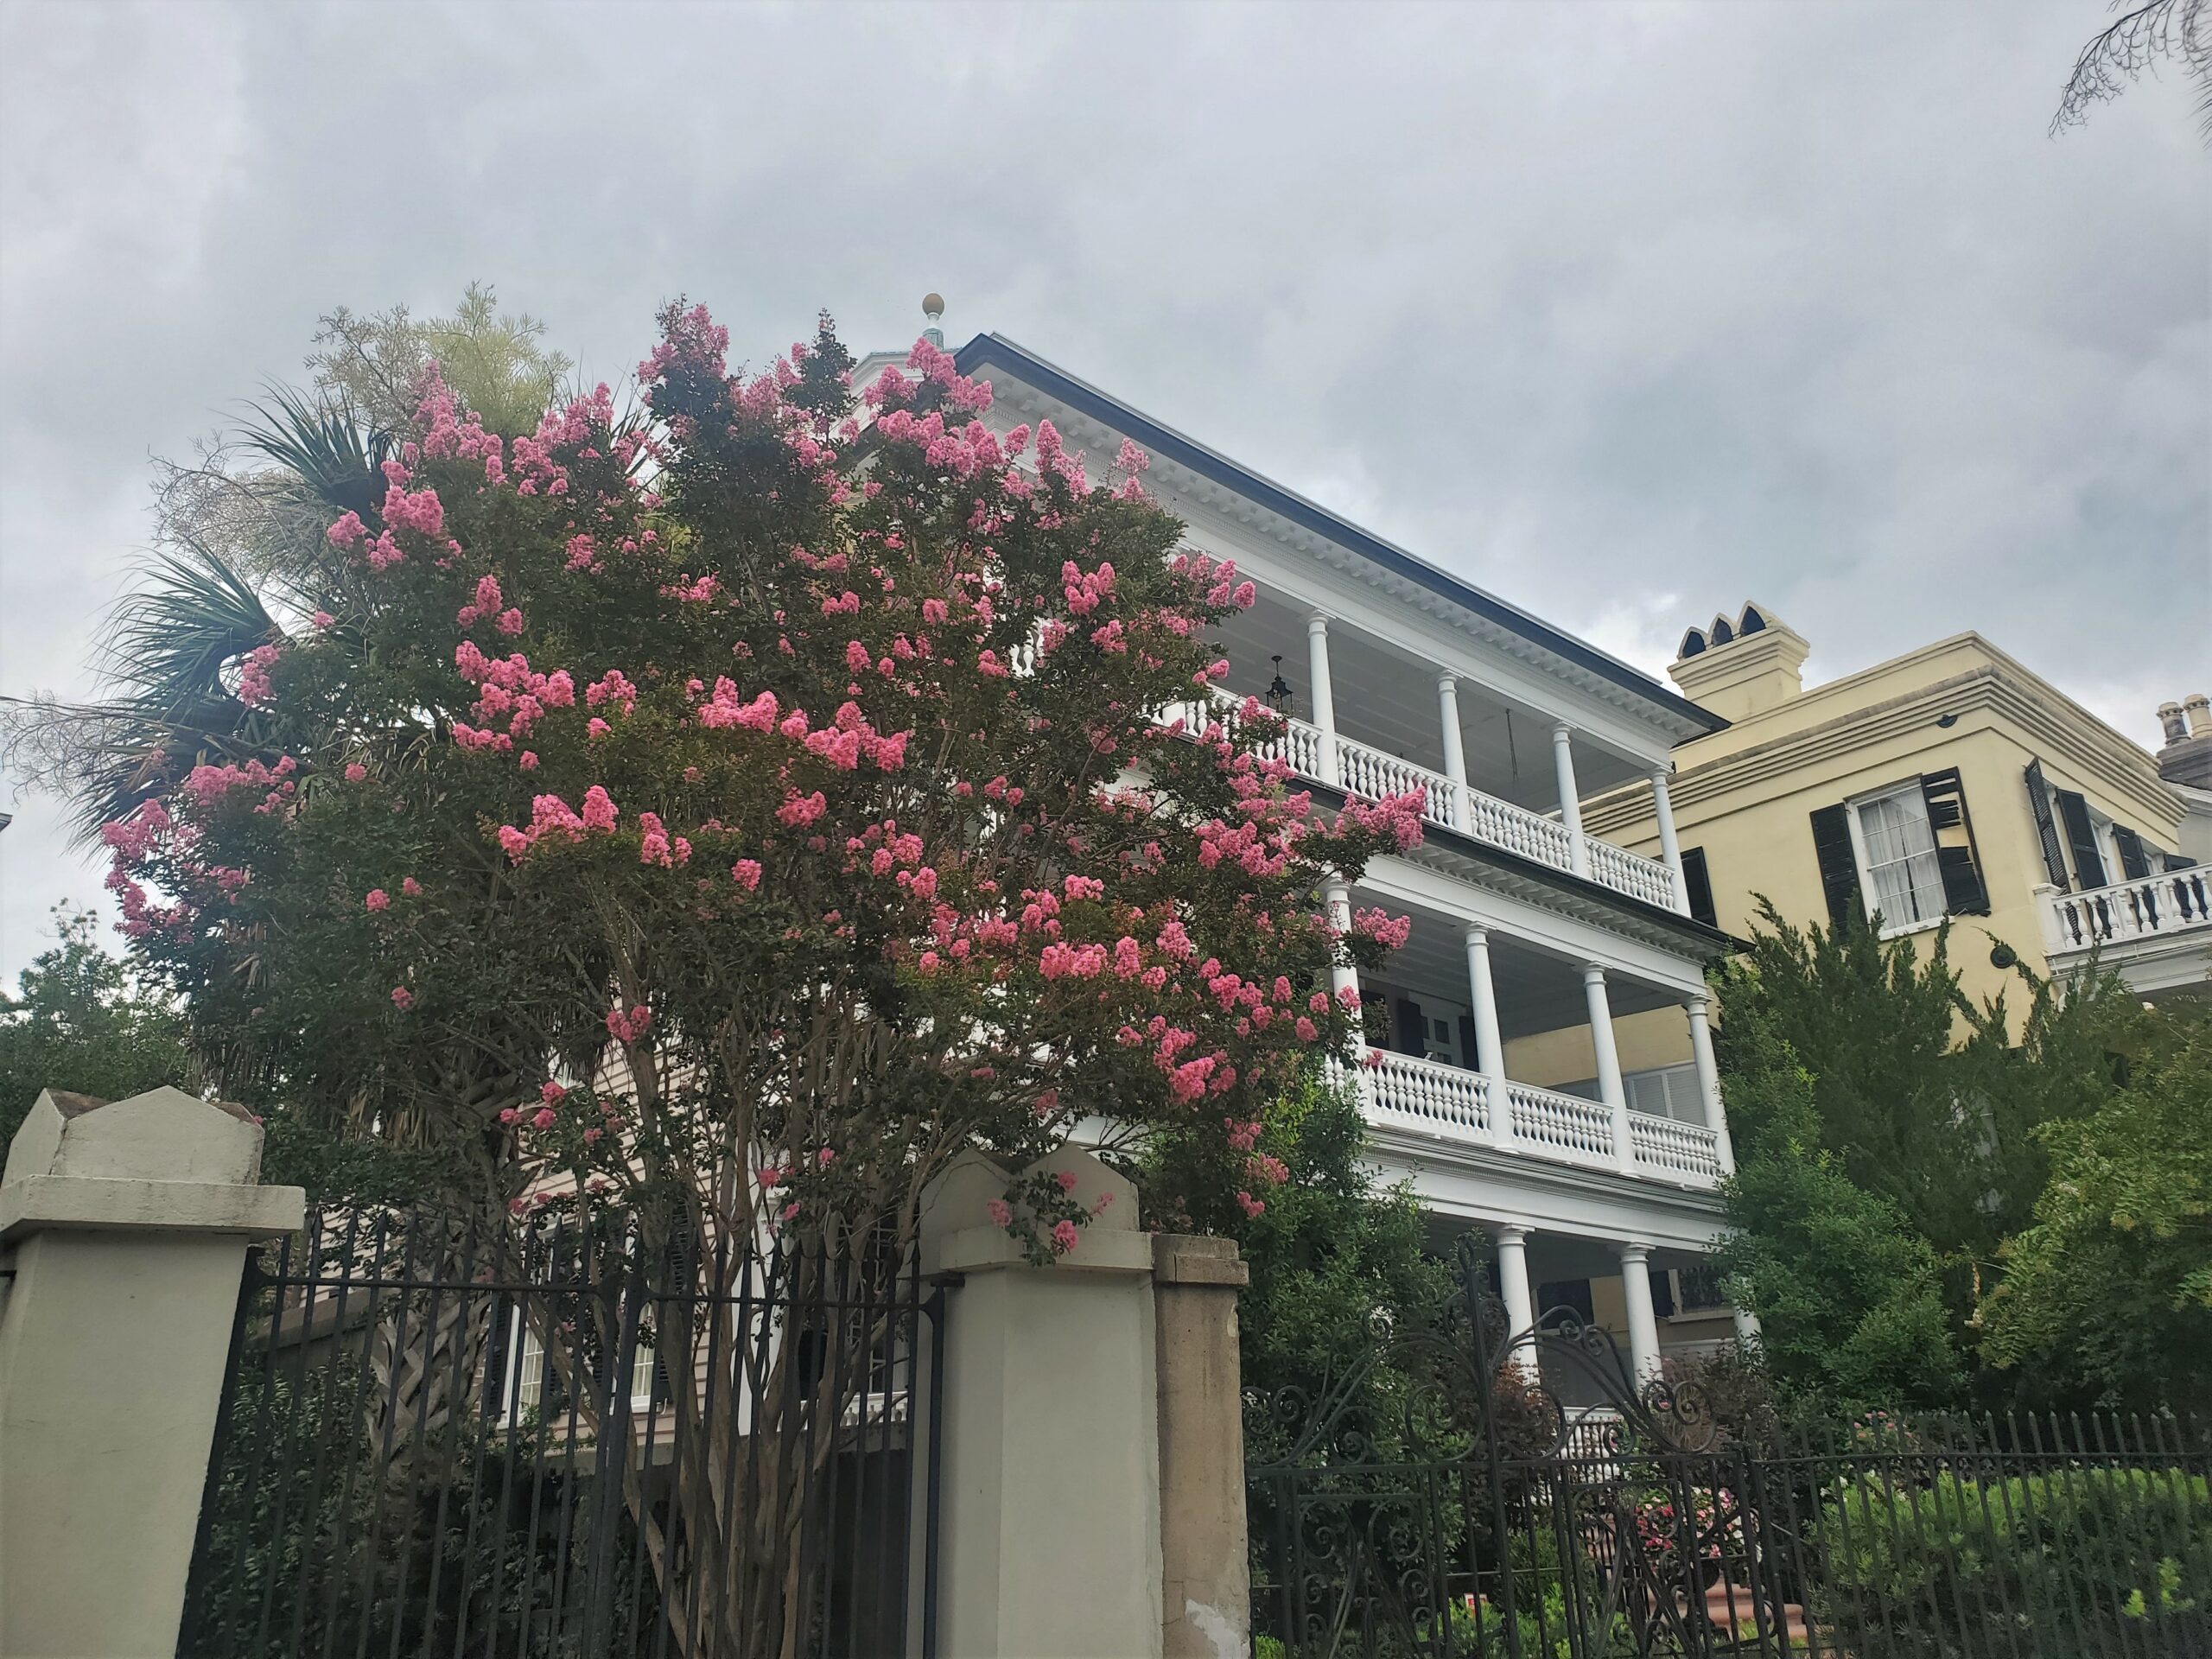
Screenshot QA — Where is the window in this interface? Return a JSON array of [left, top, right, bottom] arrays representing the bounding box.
[[498, 1304, 657, 1422], [1421, 1014, 1459, 1067], [1848, 784, 1947, 933], [1672, 1265, 1730, 1314], [1623, 1063, 1703, 1122]]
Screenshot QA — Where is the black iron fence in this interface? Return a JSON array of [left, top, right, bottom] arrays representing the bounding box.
[[1248, 1245, 2212, 1658], [178, 1205, 945, 1659]]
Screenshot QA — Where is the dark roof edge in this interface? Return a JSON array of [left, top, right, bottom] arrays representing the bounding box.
[[954, 332, 1728, 737]]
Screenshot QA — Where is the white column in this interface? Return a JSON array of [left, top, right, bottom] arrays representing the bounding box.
[[1323, 880, 1360, 1007], [1465, 927, 1512, 1148], [1323, 880, 1364, 1115], [1552, 722, 1589, 876], [1685, 995, 1736, 1175], [1306, 613, 1340, 785], [1436, 674, 1468, 830], [1617, 1242, 1662, 1389], [1583, 965, 1636, 1175], [1494, 1224, 1539, 1378], [1732, 1305, 1762, 1345], [1650, 769, 1689, 914]]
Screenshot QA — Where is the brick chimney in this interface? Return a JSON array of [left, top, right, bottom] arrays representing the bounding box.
[[1666, 602, 1808, 722]]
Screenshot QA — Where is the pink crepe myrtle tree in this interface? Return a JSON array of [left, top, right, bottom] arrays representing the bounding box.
[[92, 303, 1422, 1649]]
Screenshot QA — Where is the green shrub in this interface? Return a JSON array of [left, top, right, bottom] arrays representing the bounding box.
[[1816, 1466, 2212, 1655]]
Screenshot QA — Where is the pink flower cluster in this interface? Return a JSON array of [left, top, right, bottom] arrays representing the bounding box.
[[605, 1002, 652, 1045], [637, 810, 691, 868], [416, 365, 505, 482], [454, 640, 575, 753], [235, 642, 282, 707], [455, 573, 524, 636], [496, 785, 620, 861], [1350, 906, 1414, 950], [1337, 789, 1427, 853]]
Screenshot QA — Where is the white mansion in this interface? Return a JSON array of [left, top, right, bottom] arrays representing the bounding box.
[[859, 324, 1753, 1387]]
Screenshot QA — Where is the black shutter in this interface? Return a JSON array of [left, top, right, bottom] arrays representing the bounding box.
[[1392, 995, 1424, 1058], [2024, 760, 2069, 890], [2056, 791, 2108, 891], [1457, 1014, 1480, 1072], [1680, 846, 1719, 928], [2113, 825, 2152, 880], [479, 1296, 512, 1419], [1808, 804, 1862, 934], [1649, 1270, 1678, 1319], [1919, 768, 1990, 917], [2167, 852, 2200, 873]]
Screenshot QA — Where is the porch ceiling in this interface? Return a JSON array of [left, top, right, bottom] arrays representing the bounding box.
[[1204, 587, 1648, 810], [1357, 892, 1684, 1041]]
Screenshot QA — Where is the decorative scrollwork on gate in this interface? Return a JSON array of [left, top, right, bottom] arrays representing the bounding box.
[[1247, 1234, 1738, 1659]]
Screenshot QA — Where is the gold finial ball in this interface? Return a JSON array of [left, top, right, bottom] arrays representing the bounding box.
[[922, 292, 945, 321]]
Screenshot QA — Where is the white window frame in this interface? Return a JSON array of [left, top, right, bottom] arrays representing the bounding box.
[[498, 1301, 657, 1425], [1845, 779, 1948, 938], [1622, 1062, 1703, 1122], [1664, 1264, 1732, 1321]]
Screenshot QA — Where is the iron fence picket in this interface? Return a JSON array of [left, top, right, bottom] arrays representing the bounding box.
[[177, 1204, 941, 1659]]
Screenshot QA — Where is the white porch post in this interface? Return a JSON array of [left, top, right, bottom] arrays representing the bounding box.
[[1323, 880, 1360, 1007], [1685, 995, 1736, 1175], [1732, 1305, 1763, 1345], [1650, 770, 1689, 915], [1552, 722, 1589, 877], [1306, 613, 1341, 786], [1437, 674, 1469, 830], [1494, 1224, 1539, 1379], [1617, 1242, 1662, 1388], [1583, 965, 1636, 1175], [1465, 927, 1512, 1148], [1324, 880, 1364, 1116]]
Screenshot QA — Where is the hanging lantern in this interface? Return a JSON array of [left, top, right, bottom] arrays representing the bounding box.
[[1265, 655, 1294, 717]]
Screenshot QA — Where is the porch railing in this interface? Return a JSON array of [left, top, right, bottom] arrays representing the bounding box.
[[1351, 1051, 1722, 1189], [1164, 695, 1680, 912], [2041, 866, 2212, 955]]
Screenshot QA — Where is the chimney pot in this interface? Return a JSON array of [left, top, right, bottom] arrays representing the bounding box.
[[1666, 601, 1807, 721], [2186, 693, 2212, 739]]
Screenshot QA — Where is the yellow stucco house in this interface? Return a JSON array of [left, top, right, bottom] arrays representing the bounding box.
[[1523, 608, 2209, 1096]]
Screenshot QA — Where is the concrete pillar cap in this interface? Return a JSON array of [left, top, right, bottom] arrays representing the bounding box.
[[4, 1086, 262, 1189]]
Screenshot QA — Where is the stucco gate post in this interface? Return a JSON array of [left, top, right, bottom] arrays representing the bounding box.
[[0, 1086, 306, 1659], [912, 1149, 1252, 1659]]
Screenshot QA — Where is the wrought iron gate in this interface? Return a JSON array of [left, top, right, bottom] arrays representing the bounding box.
[[1245, 1239, 2212, 1658], [178, 1205, 947, 1659]]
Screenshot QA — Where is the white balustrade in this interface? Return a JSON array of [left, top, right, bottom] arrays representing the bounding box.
[[1332, 737, 1462, 833], [1359, 1049, 1491, 1137], [1328, 1058, 1719, 1189], [1153, 696, 1681, 911], [1462, 790, 1575, 868], [2042, 868, 2212, 955], [1628, 1112, 1725, 1182], [1584, 837, 1681, 911], [1505, 1082, 1618, 1164]]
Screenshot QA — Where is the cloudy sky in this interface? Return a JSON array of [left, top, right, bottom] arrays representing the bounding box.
[[0, 0, 2204, 976]]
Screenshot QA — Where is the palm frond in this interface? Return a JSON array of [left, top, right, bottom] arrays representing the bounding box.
[[240, 385, 393, 523], [54, 540, 285, 837]]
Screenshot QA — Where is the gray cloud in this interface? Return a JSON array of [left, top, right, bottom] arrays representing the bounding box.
[[3, 0, 2204, 974]]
